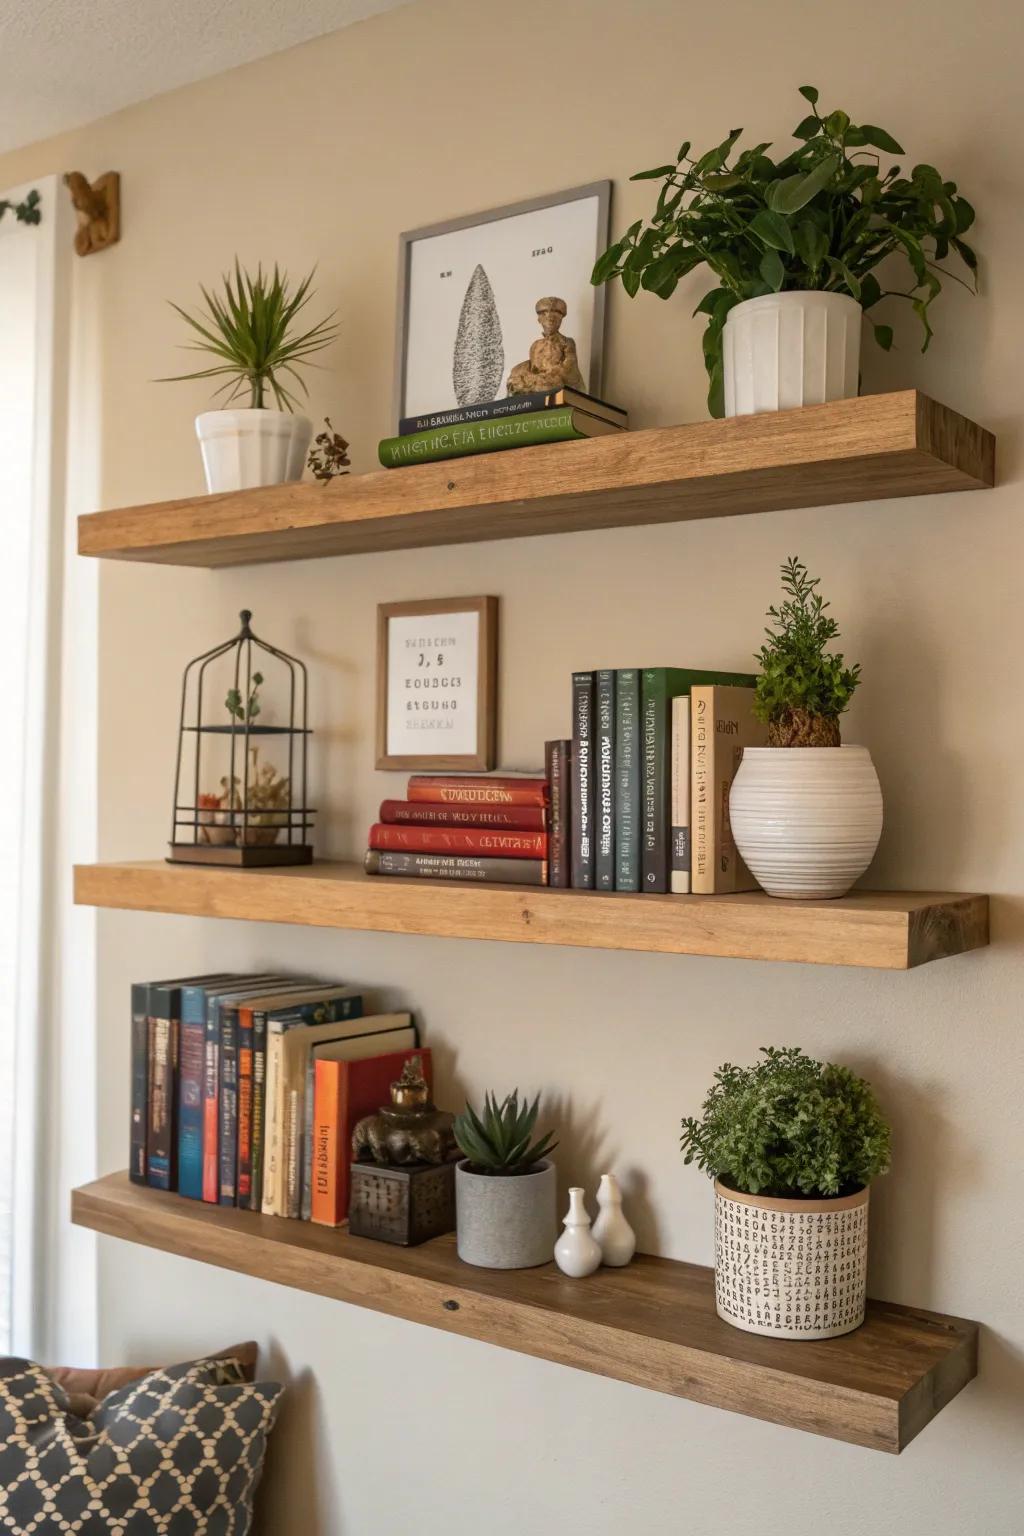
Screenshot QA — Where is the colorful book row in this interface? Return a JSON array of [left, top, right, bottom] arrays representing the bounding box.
[[130, 973, 419, 1226]]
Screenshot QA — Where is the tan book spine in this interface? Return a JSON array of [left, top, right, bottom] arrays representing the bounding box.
[[691, 685, 766, 893], [670, 694, 691, 895], [260, 1030, 283, 1216]]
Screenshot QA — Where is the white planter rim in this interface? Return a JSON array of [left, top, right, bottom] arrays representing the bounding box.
[[725, 291, 863, 322], [740, 744, 869, 758], [714, 1176, 869, 1215], [195, 407, 311, 431]]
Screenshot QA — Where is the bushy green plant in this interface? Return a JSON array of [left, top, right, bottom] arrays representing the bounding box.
[[161, 261, 338, 411], [591, 85, 978, 415], [680, 1046, 890, 1198], [754, 556, 860, 746], [453, 1090, 557, 1176]]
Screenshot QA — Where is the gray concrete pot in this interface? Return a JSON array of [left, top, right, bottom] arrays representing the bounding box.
[[455, 1159, 556, 1269]]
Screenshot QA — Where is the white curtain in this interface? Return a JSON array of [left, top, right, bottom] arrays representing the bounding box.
[[0, 174, 96, 1360]]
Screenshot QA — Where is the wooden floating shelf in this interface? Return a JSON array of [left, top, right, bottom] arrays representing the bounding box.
[[73, 860, 989, 969], [72, 1173, 977, 1454], [77, 392, 994, 569]]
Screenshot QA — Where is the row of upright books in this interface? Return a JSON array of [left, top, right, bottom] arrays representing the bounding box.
[[365, 773, 549, 886], [378, 387, 628, 469], [551, 669, 765, 893], [131, 972, 421, 1226]]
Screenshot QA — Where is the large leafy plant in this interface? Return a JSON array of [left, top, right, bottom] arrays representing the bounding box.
[[592, 86, 978, 415], [453, 1090, 557, 1177], [754, 556, 860, 746], [680, 1046, 890, 1198], [161, 261, 337, 411]]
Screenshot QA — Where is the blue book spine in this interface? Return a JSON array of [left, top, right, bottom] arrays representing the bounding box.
[[177, 985, 209, 1200]]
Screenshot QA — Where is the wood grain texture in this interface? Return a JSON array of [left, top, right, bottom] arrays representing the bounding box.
[[77, 392, 994, 569], [72, 860, 989, 969], [71, 1173, 978, 1453]]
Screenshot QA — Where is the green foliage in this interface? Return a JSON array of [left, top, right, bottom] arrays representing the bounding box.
[[591, 86, 978, 415], [680, 1046, 891, 1198], [754, 557, 860, 726], [225, 671, 263, 723], [453, 1090, 557, 1176], [0, 190, 41, 227], [161, 261, 338, 411]]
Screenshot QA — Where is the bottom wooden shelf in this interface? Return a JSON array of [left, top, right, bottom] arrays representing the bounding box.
[[72, 1174, 977, 1453]]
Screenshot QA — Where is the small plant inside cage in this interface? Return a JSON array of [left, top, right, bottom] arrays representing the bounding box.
[[169, 610, 314, 867]]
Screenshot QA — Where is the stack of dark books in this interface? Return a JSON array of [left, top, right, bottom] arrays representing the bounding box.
[[364, 774, 549, 886], [378, 388, 627, 469]]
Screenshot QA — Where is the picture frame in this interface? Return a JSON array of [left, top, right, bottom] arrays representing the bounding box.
[[393, 181, 611, 429], [376, 596, 498, 772]]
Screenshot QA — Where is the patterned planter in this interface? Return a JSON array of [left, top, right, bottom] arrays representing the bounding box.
[[714, 1179, 869, 1340]]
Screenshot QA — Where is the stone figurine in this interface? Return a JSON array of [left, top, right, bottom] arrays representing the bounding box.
[[351, 1055, 458, 1167], [507, 296, 585, 395]]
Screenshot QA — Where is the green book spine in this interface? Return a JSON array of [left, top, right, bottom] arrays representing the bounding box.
[[641, 668, 756, 894], [379, 407, 593, 468], [595, 670, 616, 890], [614, 669, 641, 891]]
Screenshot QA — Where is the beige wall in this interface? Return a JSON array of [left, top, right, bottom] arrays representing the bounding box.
[[4, 0, 1023, 1529]]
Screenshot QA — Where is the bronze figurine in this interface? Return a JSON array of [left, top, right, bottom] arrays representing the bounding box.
[[352, 1056, 458, 1167]]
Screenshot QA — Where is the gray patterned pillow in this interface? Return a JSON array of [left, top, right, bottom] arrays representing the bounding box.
[[0, 1352, 282, 1534]]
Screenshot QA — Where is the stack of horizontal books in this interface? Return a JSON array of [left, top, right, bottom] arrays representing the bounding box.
[[553, 668, 764, 895], [378, 388, 628, 469], [131, 971, 422, 1227], [364, 774, 549, 885]]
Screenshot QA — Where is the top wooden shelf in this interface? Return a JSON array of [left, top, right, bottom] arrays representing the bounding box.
[[78, 392, 993, 569]]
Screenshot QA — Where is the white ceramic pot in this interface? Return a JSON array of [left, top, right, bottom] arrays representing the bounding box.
[[729, 745, 882, 899], [455, 1160, 556, 1269], [195, 408, 312, 493], [715, 1179, 869, 1340], [722, 291, 861, 417]]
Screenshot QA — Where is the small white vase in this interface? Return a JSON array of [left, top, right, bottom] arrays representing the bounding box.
[[195, 408, 312, 494], [591, 1174, 636, 1267], [722, 291, 862, 418], [729, 745, 882, 900], [554, 1187, 602, 1278]]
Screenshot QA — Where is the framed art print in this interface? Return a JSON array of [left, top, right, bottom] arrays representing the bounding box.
[[376, 596, 498, 771], [393, 182, 611, 427]]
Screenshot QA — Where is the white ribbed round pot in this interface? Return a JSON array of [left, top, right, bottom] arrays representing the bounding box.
[[722, 291, 861, 417], [195, 409, 312, 493], [715, 1179, 869, 1340], [455, 1159, 556, 1269], [730, 745, 882, 899]]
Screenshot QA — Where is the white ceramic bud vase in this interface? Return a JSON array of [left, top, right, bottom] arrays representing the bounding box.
[[722, 291, 862, 417], [729, 745, 882, 899], [195, 408, 312, 493], [591, 1174, 636, 1267], [554, 1187, 602, 1278]]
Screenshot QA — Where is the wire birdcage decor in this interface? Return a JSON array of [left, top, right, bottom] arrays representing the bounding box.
[[168, 610, 314, 867]]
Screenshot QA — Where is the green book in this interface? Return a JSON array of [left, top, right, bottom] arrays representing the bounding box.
[[378, 407, 616, 468], [614, 668, 641, 892], [641, 667, 756, 894]]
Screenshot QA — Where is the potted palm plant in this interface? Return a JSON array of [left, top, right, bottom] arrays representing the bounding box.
[[729, 556, 882, 898], [681, 1046, 891, 1340], [161, 261, 338, 493], [453, 1090, 557, 1269], [591, 86, 978, 417]]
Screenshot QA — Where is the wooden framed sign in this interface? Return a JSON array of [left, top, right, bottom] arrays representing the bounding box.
[[376, 596, 498, 771]]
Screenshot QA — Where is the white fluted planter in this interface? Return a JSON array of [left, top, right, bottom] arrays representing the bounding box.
[[715, 1179, 869, 1340], [722, 291, 861, 417], [729, 745, 882, 899], [195, 409, 312, 493]]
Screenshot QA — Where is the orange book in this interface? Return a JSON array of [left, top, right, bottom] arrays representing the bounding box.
[[311, 1047, 432, 1227]]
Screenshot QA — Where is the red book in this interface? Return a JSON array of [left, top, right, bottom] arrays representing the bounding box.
[[380, 799, 546, 831], [312, 1047, 432, 1227], [407, 775, 548, 808], [369, 823, 547, 860]]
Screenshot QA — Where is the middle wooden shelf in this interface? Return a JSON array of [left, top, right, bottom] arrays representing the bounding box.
[[73, 859, 988, 969]]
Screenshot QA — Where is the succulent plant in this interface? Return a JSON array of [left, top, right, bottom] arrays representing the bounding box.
[[453, 1090, 557, 1176]]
